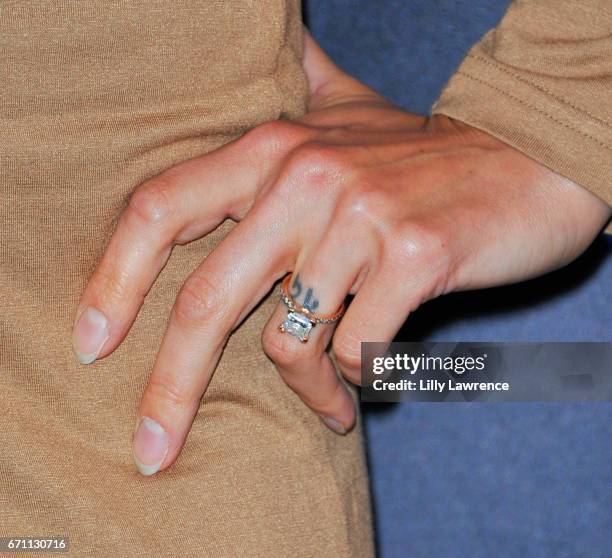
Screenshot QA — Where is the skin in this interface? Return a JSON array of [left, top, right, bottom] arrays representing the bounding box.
[[72, 30, 611, 475]]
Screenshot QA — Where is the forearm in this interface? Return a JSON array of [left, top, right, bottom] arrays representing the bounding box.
[[432, 0, 612, 232]]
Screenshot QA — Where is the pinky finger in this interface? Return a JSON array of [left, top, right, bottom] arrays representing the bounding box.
[[332, 267, 430, 384]]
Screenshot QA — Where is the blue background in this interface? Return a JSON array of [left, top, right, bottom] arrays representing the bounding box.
[[304, 2, 611, 557]]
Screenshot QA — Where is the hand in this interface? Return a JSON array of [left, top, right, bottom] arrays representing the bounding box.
[[72, 30, 611, 475]]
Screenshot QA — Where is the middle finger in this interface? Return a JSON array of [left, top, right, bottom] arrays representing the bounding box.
[[132, 199, 296, 475]]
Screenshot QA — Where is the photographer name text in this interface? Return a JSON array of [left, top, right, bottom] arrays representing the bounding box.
[[371, 378, 510, 392]]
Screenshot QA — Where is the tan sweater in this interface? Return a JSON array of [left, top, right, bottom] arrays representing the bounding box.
[[433, 0, 612, 232], [0, 2, 373, 556]]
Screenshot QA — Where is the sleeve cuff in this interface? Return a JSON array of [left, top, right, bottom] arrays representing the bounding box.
[[432, 51, 612, 233]]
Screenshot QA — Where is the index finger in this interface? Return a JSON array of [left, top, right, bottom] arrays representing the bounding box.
[[71, 121, 308, 365]]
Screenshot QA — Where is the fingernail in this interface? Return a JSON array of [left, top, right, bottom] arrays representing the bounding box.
[[72, 307, 109, 364], [318, 415, 347, 435], [132, 417, 169, 476]]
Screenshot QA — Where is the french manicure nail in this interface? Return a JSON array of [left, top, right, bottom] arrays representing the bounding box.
[[72, 307, 110, 364], [318, 415, 347, 435], [132, 417, 169, 476]]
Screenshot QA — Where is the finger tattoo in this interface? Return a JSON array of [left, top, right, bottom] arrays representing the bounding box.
[[291, 274, 320, 312]]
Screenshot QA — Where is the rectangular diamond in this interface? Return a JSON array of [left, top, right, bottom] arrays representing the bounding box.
[[281, 311, 313, 342]]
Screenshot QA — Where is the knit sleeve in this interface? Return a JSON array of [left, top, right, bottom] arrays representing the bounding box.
[[432, 0, 612, 231]]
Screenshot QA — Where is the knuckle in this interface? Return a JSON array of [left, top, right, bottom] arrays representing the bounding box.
[[286, 142, 351, 185], [262, 328, 306, 368], [145, 377, 192, 411], [173, 273, 226, 327], [242, 120, 305, 155], [92, 259, 135, 306], [337, 184, 392, 227], [385, 220, 454, 294], [388, 220, 447, 263], [333, 335, 362, 376], [126, 175, 176, 227]]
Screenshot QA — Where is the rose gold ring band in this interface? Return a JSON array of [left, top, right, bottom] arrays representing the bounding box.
[[280, 275, 346, 324]]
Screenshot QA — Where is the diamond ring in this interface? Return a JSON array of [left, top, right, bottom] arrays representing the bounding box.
[[278, 275, 346, 343]]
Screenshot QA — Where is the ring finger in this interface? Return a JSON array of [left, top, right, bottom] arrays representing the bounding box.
[[261, 228, 371, 434]]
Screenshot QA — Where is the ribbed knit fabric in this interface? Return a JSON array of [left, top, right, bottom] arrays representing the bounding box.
[[432, 0, 612, 233], [0, 2, 374, 556]]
